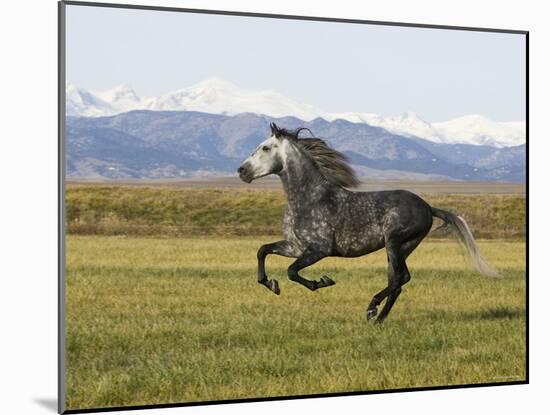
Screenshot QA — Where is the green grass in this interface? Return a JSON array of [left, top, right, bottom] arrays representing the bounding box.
[[65, 235, 526, 410], [66, 185, 526, 239]]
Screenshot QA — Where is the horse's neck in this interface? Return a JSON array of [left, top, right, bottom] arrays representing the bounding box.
[[279, 155, 328, 209]]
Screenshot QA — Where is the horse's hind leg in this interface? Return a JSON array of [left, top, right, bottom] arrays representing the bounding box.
[[366, 245, 407, 322], [257, 240, 298, 295], [287, 247, 334, 291], [367, 235, 423, 323], [374, 254, 410, 324]]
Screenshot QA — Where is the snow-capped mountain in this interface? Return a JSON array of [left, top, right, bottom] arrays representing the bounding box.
[[147, 78, 321, 121], [328, 111, 441, 142], [66, 81, 151, 116], [66, 79, 525, 148], [433, 115, 526, 147], [324, 111, 525, 148], [66, 81, 115, 117], [65, 78, 319, 120], [94, 83, 145, 111]]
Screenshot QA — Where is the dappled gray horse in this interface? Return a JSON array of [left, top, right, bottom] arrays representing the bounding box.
[[238, 123, 498, 323]]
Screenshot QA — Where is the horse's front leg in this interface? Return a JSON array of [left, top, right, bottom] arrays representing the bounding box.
[[257, 240, 298, 295], [287, 246, 335, 291]]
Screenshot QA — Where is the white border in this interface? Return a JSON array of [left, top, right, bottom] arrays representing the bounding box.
[[1, 1, 546, 414]]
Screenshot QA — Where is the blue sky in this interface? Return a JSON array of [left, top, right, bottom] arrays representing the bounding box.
[[66, 4, 526, 122]]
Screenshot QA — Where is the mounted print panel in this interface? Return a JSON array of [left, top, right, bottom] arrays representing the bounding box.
[[59, 1, 527, 413]]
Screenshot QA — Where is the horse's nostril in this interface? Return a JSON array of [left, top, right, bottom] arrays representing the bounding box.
[[238, 167, 245, 174]]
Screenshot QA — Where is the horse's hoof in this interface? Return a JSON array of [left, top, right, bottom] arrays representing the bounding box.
[[320, 275, 336, 287], [366, 308, 377, 321], [270, 279, 281, 295]]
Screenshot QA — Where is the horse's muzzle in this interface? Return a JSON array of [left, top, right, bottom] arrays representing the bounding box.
[[238, 165, 253, 183]]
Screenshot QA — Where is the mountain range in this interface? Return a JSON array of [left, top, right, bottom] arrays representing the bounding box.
[[66, 110, 525, 182], [66, 78, 525, 148], [65, 79, 526, 182]]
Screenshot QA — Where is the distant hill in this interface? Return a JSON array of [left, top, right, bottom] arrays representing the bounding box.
[[66, 110, 525, 182]]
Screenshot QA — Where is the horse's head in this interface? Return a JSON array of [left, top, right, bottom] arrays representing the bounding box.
[[238, 123, 288, 183]]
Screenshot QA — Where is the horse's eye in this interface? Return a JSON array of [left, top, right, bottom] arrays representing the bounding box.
[[262, 146, 270, 152]]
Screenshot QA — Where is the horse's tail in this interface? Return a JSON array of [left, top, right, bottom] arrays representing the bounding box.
[[431, 207, 500, 277]]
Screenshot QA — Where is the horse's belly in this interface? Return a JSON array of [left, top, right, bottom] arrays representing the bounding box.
[[334, 229, 385, 257]]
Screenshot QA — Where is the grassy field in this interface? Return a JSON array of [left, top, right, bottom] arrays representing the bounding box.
[[66, 184, 526, 239], [65, 235, 526, 410]]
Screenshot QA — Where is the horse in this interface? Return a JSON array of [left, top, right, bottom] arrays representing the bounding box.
[[237, 123, 499, 323]]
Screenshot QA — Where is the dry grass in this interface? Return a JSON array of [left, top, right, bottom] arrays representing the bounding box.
[[66, 185, 526, 239]]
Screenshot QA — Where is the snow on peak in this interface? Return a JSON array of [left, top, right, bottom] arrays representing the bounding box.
[[97, 83, 138, 99], [342, 112, 525, 147], [65, 79, 525, 147], [65, 81, 115, 117], [327, 111, 443, 143], [366, 112, 439, 140], [433, 115, 526, 147], [146, 78, 320, 120]]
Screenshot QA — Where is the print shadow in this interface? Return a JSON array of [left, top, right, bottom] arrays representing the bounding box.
[[34, 398, 57, 412]]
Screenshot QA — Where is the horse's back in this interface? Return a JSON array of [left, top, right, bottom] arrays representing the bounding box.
[[343, 188, 430, 218]]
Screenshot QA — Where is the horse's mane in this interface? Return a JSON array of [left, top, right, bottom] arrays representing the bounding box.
[[273, 125, 360, 188]]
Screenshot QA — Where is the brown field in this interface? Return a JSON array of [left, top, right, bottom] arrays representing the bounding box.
[[65, 182, 526, 239], [67, 177, 526, 195]]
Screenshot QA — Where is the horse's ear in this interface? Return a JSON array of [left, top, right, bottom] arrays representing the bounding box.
[[270, 122, 281, 138]]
